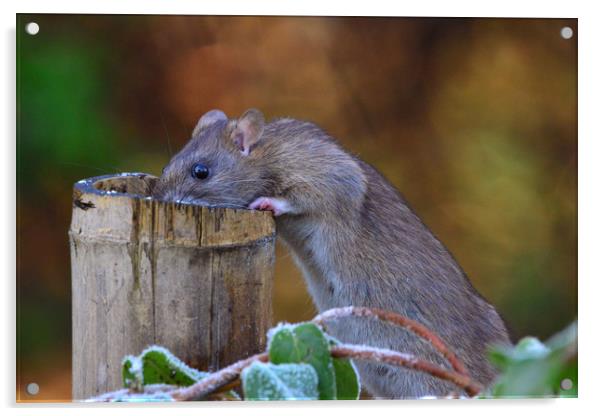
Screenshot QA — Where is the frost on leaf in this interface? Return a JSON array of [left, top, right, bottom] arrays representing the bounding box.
[[242, 362, 319, 400], [118, 346, 243, 401], [122, 355, 143, 391], [327, 335, 361, 400], [268, 322, 344, 400], [122, 345, 208, 388], [112, 393, 174, 402]]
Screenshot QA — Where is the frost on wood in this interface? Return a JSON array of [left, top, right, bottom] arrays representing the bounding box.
[[242, 362, 319, 400]]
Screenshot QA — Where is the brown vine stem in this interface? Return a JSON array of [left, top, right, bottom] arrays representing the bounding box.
[[170, 352, 269, 401], [89, 307, 484, 401], [330, 344, 482, 397], [88, 384, 178, 402], [312, 306, 469, 377]]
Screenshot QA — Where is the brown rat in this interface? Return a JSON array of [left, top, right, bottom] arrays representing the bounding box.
[[152, 108, 511, 398]]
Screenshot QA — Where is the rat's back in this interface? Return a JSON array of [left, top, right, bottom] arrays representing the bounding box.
[[273, 127, 511, 397]]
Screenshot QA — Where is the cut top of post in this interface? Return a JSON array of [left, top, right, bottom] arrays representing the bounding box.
[[70, 172, 276, 248]]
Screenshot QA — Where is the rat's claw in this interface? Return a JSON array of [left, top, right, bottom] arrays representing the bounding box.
[[248, 197, 292, 216]]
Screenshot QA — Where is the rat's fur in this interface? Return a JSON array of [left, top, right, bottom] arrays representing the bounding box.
[[153, 109, 511, 398]]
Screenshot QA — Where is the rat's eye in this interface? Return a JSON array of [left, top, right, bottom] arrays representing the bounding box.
[[191, 163, 210, 180]]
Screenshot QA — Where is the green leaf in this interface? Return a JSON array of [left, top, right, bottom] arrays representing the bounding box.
[[242, 362, 319, 400], [487, 348, 512, 370], [141, 346, 207, 386], [485, 321, 577, 398], [122, 355, 143, 390], [268, 323, 337, 399], [122, 345, 208, 388], [327, 335, 360, 400], [544, 322, 578, 398], [269, 325, 303, 362], [332, 357, 360, 399], [120, 346, 243, 401], [488, 337, 550, 372], [513, 337, 550, 360]]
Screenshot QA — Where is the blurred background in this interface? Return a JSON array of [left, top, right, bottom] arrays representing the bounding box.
[[16, 15, 577, 401]]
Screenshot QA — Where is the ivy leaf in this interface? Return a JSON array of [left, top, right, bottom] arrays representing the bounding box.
[[268, 323, 337, 399], [242, 362, 319, 400]]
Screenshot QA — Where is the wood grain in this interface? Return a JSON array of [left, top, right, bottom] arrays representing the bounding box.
[[70, 173, 275, 400]]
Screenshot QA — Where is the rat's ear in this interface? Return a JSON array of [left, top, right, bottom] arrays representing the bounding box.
[[193, 109, 228, 137], [230, 108, 265, 156]]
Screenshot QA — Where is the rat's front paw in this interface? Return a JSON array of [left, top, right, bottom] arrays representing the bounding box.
[[248, 197, 292, 217]]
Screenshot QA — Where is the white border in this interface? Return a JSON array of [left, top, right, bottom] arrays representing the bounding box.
[[3, 1, 599, 416]]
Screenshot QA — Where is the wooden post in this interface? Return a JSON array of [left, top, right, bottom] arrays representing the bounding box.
[[69, 173, 276, 400]]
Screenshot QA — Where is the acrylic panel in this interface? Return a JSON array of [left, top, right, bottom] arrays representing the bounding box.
[[16, 14, 577, 402]]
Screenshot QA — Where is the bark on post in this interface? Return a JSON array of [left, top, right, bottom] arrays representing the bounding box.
[[69, 173, 276, 400]]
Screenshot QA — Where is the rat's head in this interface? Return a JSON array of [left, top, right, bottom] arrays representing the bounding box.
[[152, 108, 272, 208]]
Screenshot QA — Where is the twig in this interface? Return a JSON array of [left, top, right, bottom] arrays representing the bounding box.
[[89, 307, 483, 401], [170, 352, 269, 401], [330, 344, 482, 397], [313, 306, 469, 376], [87, 384, 178, 402]]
